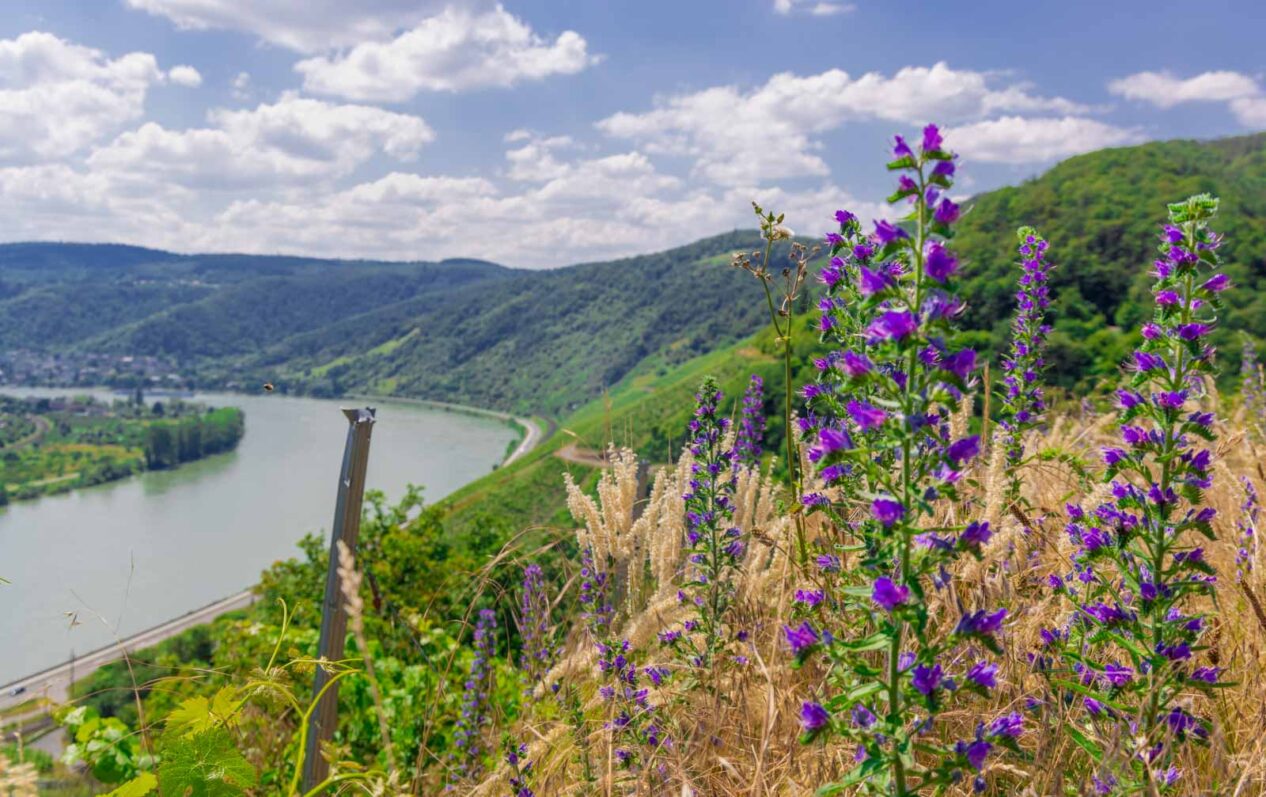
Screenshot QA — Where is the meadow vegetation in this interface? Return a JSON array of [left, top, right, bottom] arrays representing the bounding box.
[[5, 125, 1266, 797], [0, 394, 243, 502]]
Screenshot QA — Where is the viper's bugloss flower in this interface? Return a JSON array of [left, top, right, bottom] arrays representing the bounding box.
[[519, 563, 554, 693], [451, 608, 497, 781], [925, 242, 958, 282], [966, 660, 998, 690], [1040, 195, 1228, 793], [798, 126, 1011, 793], [847, 400, 887, 430], [874, 219, 908, 244], [868, 309, 918, 341], [732, 374, 766, 470], [801, 701, 830, 734], [784, 621, 820, 656], [872, 577, 910, 611], [872, 498, 906, 526], [912, 663, 943, 695]]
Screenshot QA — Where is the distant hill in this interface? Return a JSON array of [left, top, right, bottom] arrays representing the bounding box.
[[0, 232, 776, 415], [4, 131, 1264, 414], [952, 131, 1266, 388]]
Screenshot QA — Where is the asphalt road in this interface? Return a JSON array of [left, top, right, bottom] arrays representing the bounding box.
[[0, 589, 255, 736]]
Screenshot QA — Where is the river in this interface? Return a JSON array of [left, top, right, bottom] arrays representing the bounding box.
[[0, 388, 517, 684]]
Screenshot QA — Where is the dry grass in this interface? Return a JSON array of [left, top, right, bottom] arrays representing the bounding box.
[[463, 402, 1266, 797]]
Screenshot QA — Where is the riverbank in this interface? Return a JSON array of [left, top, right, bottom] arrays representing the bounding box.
[[0, 389, 519, 688], [0, 395, 244, 504], [345, 392, 545, 466], [0, 589, 256, 751]]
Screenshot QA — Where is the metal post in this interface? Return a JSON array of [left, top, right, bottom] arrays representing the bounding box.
[[302, 407, 375, 792]]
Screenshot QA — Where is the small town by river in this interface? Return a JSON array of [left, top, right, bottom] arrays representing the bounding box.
[[0, 388, 518, 684]]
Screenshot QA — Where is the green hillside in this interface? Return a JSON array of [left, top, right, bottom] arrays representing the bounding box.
[[2, 132, 1264, 416], [952, 131, 1266, 387]]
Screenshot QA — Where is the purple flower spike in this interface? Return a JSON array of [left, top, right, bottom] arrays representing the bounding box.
[[801, 701, 830, 733], [784, 621, 820, 657], [925, 242, 959, 282], [871, 498, 906, 527], [873, 219, 909, 245], [912, 663, 943, 695], [871, 576, 910, 611], [967, 660, 998, 689], [921, 124, 943, 153]]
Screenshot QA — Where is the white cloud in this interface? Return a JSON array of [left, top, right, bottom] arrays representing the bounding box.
[[945, 116, 1141, 164], [1108, 69, 1266, 128], [167, 64, 202, 87], [1108, 70, 1258, 108], [0, 31, 165, 161], [1230, 96, 1266, 127], [597, 63, 1090, 184], [123, 0, 465, 52], [295, 5, 598, 100], [230, 71, 252, 100], [195, 149, 874, 266], [774, 0, 856, 16], [87, 93, 435, 188]]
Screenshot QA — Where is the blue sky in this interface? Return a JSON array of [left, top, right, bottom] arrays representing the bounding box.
[[0, 1, 1262, 267]]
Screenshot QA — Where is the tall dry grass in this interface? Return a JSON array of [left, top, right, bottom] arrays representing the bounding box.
[[466, 396, 1266, 797]]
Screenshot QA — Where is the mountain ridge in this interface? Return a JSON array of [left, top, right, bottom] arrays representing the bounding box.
[[5, 130, 1265, 414]]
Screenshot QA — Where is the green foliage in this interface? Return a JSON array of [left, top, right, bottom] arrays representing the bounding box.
[[0, 743, 54, 775], [143, 407, 244, 470], [0, 395, 243, 501], [57, 705, 151, 785], [952, 131, 1266, 391], [157, 728, 255, 797]]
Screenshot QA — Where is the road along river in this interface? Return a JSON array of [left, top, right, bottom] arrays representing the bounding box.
[[0, 388, 519, 686]]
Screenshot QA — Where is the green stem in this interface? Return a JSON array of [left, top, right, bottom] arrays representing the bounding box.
[[756, 238, 808, 565]]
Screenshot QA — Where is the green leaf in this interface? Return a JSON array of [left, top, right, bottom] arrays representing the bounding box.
[[157, 727, 256, 797], [104, 772, 158, 797], [834, 632, 891, 653], [1064, 724, 1103, 762]]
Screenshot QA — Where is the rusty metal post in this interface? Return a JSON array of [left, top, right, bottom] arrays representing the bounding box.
[[302, 407, 375, 791]]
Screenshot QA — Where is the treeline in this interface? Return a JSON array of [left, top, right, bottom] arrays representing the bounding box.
[[143, 407, 244, 470]]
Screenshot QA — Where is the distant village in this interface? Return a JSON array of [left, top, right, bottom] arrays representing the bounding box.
[[0, 350, 194, 392]]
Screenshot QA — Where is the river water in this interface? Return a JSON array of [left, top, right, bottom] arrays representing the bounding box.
[[0, 389, 516, 684]]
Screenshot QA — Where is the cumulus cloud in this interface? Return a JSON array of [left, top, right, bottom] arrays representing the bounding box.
[[87, 93, 435, 188], [123, 0, 463, 52], [230, 71, 252, 100], [597, 63, 1093, 184], [945, 116, 1141, 163], [0, 31, 165, 161], [295, 5, 598, 100], [773, 0, 856, 16], [166, 64, 202, 86], [1108, 69, 1266, 127], [195, 149, 879, 266]]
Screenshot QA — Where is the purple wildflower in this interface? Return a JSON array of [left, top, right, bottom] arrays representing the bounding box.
[[871, 576, 910, 611]]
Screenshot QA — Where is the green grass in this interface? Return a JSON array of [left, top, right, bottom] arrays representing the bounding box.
[[310, 328, 420, 378], [439, 330, 780, 539]]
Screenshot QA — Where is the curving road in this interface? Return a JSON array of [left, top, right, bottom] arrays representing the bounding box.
[[0, 589, 255, 735]]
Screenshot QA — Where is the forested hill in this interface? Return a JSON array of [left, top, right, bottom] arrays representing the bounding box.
[[0, 232, 773, 416], [238, 231, 771, 414], [3, 132, 1264, 414], [952, 131, 1266, 386]]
